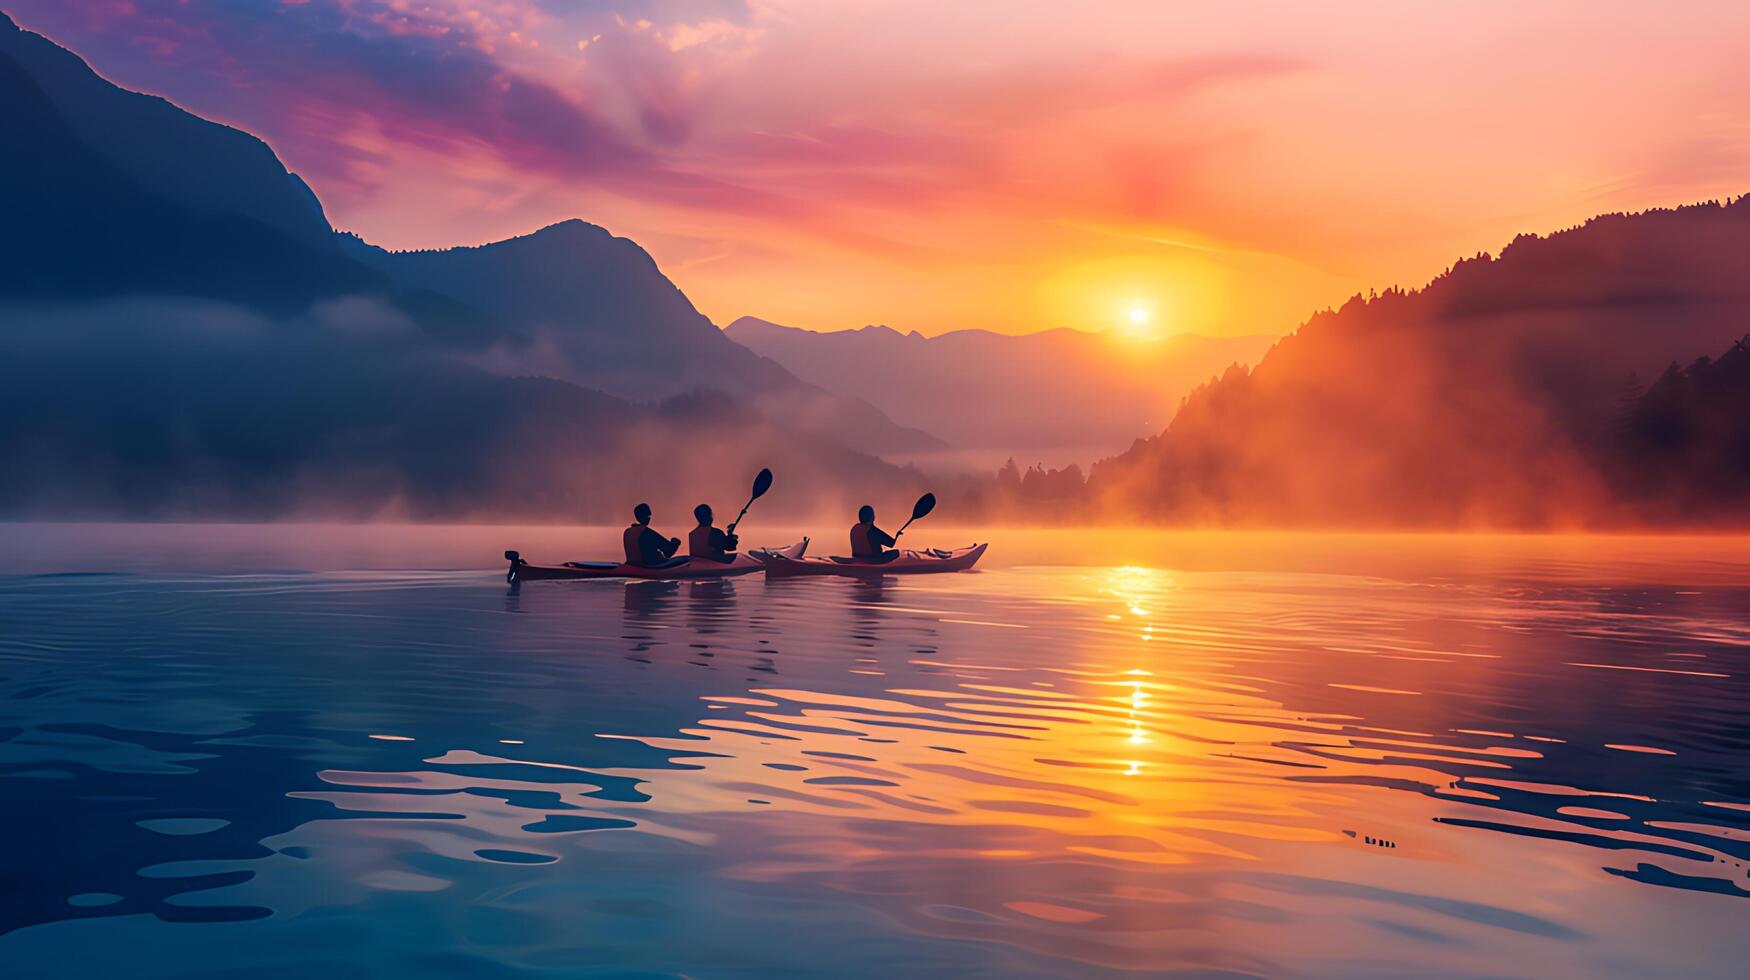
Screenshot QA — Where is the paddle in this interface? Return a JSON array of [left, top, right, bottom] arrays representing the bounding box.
[[725, 467, 774, 537], [893, 492, 936, 541]]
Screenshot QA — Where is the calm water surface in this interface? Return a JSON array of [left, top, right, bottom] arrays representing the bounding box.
[[1, 524, 1747, 978]]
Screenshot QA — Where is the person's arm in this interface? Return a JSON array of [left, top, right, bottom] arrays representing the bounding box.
[[639, 527, 678, 562], [872, 526, 897, 548], [711, 528, 738, 553]]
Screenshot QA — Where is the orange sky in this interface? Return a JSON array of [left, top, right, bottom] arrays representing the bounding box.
[[13, 1, 1750, 337]]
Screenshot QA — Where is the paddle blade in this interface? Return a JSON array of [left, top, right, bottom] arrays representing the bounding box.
[[911, 492, 936, 522], [750, 467, 774, 500]]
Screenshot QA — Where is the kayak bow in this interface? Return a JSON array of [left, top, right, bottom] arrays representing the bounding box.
[[760, 543, 987, 578], [507, 539, 808, 582]]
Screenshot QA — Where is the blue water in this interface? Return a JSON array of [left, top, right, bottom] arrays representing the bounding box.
[[0, 525, 1747, 977]]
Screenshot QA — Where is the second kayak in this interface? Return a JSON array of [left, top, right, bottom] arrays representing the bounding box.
[[760, 543, 987, 578], [507, 539, 809, 582]]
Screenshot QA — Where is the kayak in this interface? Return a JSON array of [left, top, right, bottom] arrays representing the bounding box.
[[506, 539, 809, 582], [761, 543, 987, 578]]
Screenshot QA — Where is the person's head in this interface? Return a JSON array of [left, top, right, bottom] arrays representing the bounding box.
[[694, 503, 712, 525], [633, 503, 652, 525], [858, 504, 875, 524]]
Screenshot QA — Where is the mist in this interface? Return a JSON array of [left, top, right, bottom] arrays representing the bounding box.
[[0, 298, 926, 525], [952, 201, 1750, 530]]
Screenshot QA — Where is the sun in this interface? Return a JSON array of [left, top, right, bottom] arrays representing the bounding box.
[[1120, 304, 1157, 338]]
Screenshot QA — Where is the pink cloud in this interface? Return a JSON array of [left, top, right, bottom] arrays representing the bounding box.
[[8, 0, 1748, 337]]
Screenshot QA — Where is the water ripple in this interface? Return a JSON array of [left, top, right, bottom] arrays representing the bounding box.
[[0, 529, 1747, 976]]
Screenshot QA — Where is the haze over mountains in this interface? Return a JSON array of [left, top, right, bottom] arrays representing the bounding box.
[[1065, 200, 1750, 526], [2, 9, 1745, 527], [728, 319, 1275, 468], [338, 226, 942, 454], [0, 11, 931, 519]]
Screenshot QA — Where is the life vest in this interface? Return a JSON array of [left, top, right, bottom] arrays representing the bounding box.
[[623, 524, 645, 564], [690, 525, 721, 560], [850, 522, 875, 558]]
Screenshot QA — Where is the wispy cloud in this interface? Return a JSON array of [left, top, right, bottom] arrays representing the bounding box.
[[8, 0, 1748, 337]]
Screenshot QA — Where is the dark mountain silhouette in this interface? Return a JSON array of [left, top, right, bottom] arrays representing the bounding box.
[[1608, 337, 1750, 521], [345, 225, 945, 453], [0, 34, 375, 310], [2, 15, 505, 338], [7, 12, 1746, 526], [0, 11, 333, 249], [0, 8, 939, 515], [0, 298, 924, 521], [1075, 198, 1750, 526], [727, 317, 1275, 466]]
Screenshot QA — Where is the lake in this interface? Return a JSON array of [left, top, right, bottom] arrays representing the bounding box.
[[1, 524, 1746, 978]]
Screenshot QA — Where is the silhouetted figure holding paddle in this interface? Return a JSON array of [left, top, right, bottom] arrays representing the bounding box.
[[624, 503, 681, 567], [688, 504, 740, 563], [850, 504, 901, 563], [770, 494, 980, 576]]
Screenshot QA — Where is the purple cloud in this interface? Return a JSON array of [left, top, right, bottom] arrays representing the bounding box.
[[4, 1, 739, 190]]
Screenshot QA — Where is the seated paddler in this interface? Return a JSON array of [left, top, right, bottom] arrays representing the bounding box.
[[849, 504, 901, 563], [623, 503, 682, 567], [688, 504, 740, 563]]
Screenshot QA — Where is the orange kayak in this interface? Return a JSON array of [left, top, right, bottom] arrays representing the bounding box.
[[761, 543, 987, 578], [507, 539, 808, 582]]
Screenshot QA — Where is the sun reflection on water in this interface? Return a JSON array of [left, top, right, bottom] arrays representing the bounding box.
[[1, 531, 1748, 976]]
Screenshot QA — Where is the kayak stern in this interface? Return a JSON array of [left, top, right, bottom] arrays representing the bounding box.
[[761, 543, 987, 578]]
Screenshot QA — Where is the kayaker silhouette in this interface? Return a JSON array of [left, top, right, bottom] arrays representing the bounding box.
[[850, 505, 901, 563], [624, 503, 682, 567], [688, 504, 740, 563]]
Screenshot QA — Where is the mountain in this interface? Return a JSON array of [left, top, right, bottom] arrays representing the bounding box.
[[344, 225, 945, 454], [9, 11, 1742, 527], [1, 12, 512, 337], [1077, 199, 1750, 526], [0, 21, 377, 310], [0, 11, 935, 518], [0, 11, 332, 249], [0, 298, 923, 522], [727, 317, 1276, 467], [1608, 338, 1750, 521]]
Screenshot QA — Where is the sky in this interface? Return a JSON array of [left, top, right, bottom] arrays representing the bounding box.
[[10, 1, 1749, 338]]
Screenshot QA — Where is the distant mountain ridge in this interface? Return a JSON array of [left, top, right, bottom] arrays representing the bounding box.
[[5, 9, 1745, 526], [727, 317, 1276, 465], [0, 297, 924, 521], [0, 10, 936, 518], [344, 224, 945, 453], [1077, 197, 1750, 526], [0, 9, 939, 469]]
